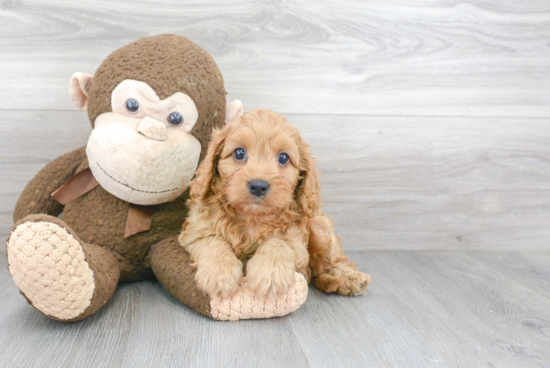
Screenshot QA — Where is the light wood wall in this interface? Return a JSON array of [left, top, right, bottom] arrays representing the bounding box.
[[1, 0, 549, 250]]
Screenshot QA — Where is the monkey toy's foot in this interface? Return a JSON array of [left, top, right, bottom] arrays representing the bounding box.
[[209, 272, 309, 321], [6, 215, 119, 322]]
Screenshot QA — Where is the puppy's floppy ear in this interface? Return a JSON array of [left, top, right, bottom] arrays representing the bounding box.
[[190, 122, 233, 199], [295, 136, 321, 217]]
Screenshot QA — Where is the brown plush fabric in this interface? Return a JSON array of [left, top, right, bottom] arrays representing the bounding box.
[[149, 236, 212, 318], [61, 155, 188, 282], [8, 214, 120, 322], [87, 34, 226, 162], [13, 147, 87, 222], [74, 241, 120, 322], [7, 35, 237, 322]]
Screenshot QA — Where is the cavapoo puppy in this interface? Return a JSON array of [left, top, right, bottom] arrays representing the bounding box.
[[179, 109, 370, 299]]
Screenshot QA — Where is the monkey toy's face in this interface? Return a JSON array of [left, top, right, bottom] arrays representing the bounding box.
[[87, 79, 202, 205], [69, 34, 243, 206]]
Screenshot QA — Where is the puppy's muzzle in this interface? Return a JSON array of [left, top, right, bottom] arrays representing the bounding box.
[[248, 180, 270, 197]]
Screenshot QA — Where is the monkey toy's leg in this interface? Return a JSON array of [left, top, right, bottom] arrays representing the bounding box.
[[6, 214, 120, 322], [308, 211, 371, 296], [148, 237, 308, 321]]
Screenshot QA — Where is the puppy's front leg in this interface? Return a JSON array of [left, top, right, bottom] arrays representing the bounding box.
[[246, 239, 296, 298], [186, 236, 243, 298]]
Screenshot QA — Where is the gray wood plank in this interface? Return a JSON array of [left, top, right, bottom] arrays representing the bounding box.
[[0, 0, 549, 116], [291, 251, 550, 367], [1, 251, 549, 367], [464, 251, 550, 299], [2, 110, 550, 251]]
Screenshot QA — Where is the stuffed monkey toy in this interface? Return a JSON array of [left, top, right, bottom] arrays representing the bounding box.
[[6, 34, 307, 322]]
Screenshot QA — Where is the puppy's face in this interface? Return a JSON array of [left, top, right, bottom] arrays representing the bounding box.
[[217, 113, 301, 216]]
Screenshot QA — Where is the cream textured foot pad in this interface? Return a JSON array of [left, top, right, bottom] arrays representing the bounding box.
[[210, 272, 308, 321], [7, 221, 95, 320]]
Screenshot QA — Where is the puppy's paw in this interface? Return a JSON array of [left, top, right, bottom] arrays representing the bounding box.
[[245, 255, 296, 298], [315, 265, 371, 296], [339, 270, 371, 296], [195, 255, 243, 298]]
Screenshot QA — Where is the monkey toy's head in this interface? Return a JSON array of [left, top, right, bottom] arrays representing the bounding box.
[[69, 34, 242, 205]]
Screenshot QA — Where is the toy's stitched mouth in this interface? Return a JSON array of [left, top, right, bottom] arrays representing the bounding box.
[[96, 161, 178, 194]]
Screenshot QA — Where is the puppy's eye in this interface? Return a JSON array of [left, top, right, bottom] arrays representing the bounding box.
[[233, 148, 246, 161], [126, 98, 140, 113], [168, 112, 184, 127], [278, 152, 290, 165]]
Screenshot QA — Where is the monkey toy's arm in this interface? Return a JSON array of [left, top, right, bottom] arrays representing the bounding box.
[[149, 237, 308, 321], [13, 147, 87, 222]]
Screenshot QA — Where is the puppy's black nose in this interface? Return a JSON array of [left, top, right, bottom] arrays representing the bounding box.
[[248, 180, 270, 197]]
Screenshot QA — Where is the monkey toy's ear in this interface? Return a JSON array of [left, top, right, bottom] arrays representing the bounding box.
[[225, 100, 243, 124], [69, 72, 94, 110]]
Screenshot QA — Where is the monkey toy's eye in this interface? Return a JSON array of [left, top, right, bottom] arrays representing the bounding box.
[[168, 112, 184, 127], [233, 148, 246, 161], [278, 152, 290, 165], [126, 98, 140, 113]]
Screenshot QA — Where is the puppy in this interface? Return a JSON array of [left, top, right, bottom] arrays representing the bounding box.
[[179, 109, 370, 298]]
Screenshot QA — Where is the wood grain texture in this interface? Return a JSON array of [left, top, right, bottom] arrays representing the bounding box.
[[1, 2, 549, 250], [2, 110, 549, 250], [1, 252, 549, 367], [0, 0, 549, 116]]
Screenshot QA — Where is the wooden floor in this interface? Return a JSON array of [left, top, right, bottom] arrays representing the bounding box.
[[1, 251, 549, 368]]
